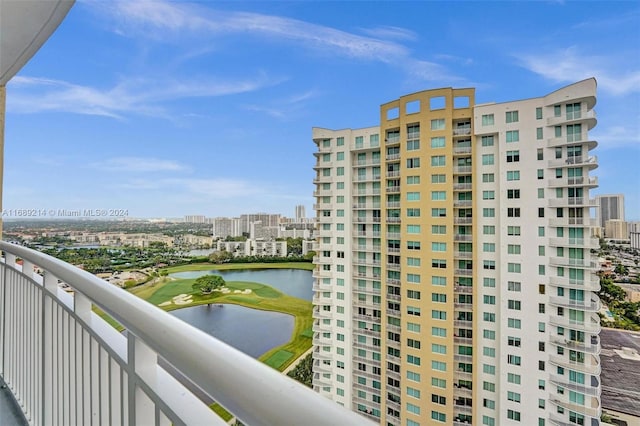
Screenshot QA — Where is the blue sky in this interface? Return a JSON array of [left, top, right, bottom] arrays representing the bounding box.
[[4, 1, 640, 220]]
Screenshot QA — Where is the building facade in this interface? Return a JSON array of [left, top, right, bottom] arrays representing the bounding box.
[[596, 194, 625, 233], [312, 79, 601, 426]]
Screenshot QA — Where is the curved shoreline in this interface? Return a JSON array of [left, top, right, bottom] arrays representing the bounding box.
[[127, 265, 313, 371]]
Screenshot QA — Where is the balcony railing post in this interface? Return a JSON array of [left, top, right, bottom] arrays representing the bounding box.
[[127, 333, 157, 425], [42, 272, 57, 426]]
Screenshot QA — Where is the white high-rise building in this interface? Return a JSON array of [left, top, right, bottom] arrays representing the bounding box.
[[312, 79, 602, 426]]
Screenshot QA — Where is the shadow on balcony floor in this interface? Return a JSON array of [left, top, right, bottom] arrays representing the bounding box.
[[0, 378, 28, 426]]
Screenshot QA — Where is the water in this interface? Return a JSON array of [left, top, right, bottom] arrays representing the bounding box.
[[170, 268, 313, 300], [170, 304, 294, 358]]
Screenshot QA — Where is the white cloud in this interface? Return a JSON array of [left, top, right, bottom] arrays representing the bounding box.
[[7, 74, 278, 118], [516, 47, 640, 96], [92, 157, 188, 172], [358, 26, 418, 41], [87, 0, 462, 83], [244, 90, 319, 120], [591, 125, 640, 151]]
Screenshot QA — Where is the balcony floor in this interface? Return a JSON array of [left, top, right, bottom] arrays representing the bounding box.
[[0, 378, 28, 426]]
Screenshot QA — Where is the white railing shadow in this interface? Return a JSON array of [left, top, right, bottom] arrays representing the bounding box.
[[0, 241, 371, 426]]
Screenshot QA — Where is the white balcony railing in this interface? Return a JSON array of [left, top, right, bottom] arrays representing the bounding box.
[[0, 242, 372, 426]]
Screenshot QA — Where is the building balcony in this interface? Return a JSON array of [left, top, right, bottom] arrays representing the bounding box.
[[453, 217, 473, 225], [454, 251, 473, 259], [453, 183, 473, 191], [453, 166, 472, 174], [547, 197, 598, 208], [386, 153, 400, 161], [453, 127, 471, 136], [453, 200, 473, 208], [548, 217, 598, 228], [385, 187, 400, 193], [386, 170, 400, 178], [549, 395, 601, 419], [454, 269, 473, 277], [546, 135, 598, 150], [547, 176, 598, 189], [546, 109, 597, 127], [454, 320, 473, 328], [454, 285, 473, 294], [386, 217, 401, 223], [548, 295, 601, 312], [549, 335, 601, 355], [548, 235, 600, 249], [313, 189, 332, 197], [454, 234, 473, 242], [385, 137, 400, 145], [453, 146, 472, 155], [548, 275, 600, 292], [549, 353, 601, 376], [547, 155, 598, 170], [549, 257, 599, 270], [313, 175, 333, 184], [549, 373, 601, 397], [549, 314, 601, 334], [0, 242, 370, 426]]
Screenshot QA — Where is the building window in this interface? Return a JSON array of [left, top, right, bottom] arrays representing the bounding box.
[[431, 156, 446, 167], [536, 127, 543, 140], [505, 111, 519, 123], [506, 130, 519, 143], [482, 114, 494, 126], [482, 173, 495, 182], [507, 207, 520, 217], [507, 171, 520, 181], [506, 150, 520, 162], [481, 135, 494, 146], [431, 191, 446, 201], [430, 119, 445, 130], [431, 174, 446, 184], [507, 189, 521, 199], [482, 191, 495, 200], [406, 158, 420, 168], [483, 208, 495, 218], [430, 137, 445, 148], [482, 154, 494, 165], [536, 107, 543, 119]]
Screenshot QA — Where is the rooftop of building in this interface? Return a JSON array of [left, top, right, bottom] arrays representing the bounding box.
[[599, 328, 640, 417]]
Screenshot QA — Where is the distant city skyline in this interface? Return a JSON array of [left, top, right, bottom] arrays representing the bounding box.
[[3, 1, 639, 219]]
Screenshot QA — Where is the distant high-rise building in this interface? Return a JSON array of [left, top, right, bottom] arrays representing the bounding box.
[[596, 194, 625, 232], [239, 213, 281, 234], [312, 79, 601, 426], [184, 215, 206, 224], [295, 205, 306, 220], [211, 217, 242, 238]]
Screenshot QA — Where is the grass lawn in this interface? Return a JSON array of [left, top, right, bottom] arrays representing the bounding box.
[[264, 350, 294, 369]]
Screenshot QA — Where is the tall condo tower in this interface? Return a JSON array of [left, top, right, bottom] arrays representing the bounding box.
[[312, 79, 601, 426]]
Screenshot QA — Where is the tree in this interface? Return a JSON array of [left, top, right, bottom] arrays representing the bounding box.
[[192, 275, 225, 294], [614, 263, 628, 276], [286, 353, 312, 388], [209, 250, 233, 264]]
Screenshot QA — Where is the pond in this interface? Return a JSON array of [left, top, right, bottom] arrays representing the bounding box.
[[170, 304, 294, 358], [170, 268, 313, 301]]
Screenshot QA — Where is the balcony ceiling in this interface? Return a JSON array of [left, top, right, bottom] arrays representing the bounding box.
[[0, 0, 74, 85]]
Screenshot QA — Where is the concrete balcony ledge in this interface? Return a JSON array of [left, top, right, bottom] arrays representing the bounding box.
[[0, 242, 372, 426]]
